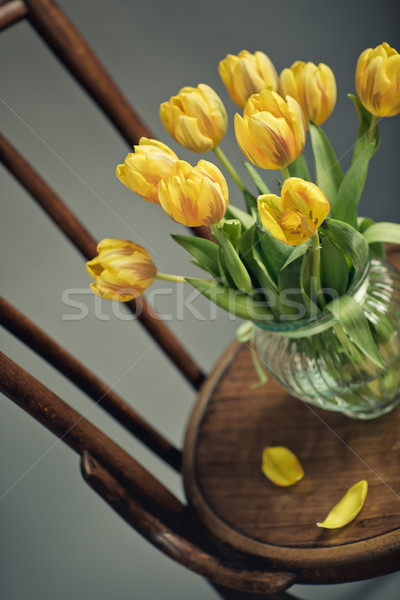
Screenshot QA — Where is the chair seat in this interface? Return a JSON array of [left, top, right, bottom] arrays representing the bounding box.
[[183, 255, 400, 585]]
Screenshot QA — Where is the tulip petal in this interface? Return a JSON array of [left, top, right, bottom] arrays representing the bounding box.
[[261, 446, 304, 487], [248, 113, 295, 169], [234, 113, 268, 168], [316, 480, 368, 529]]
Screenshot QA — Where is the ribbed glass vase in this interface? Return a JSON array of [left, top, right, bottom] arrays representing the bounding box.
[[255, 259, 400, 419]]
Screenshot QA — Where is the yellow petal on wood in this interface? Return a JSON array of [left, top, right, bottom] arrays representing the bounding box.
[[316, 480, 368, 529], [261, 446, 304, 487]]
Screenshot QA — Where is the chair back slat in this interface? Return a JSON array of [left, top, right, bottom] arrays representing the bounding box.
[[0, 133, 206, 389], [0, 296, 182, 471], [0, 0, 27, 31], [0, 351, 185, 516]]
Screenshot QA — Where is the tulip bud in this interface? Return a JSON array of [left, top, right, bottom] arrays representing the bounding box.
[[234, 90, 306, 170], [257, 177, 330, 246], [158, 159, 229, 227], [86, 239, 156, 301], [355, 42, 400, 117], [279, 61, 337, 127], [218, 50, 278, 109], [116, 138, 178, 204], [160, 84, 227, 153]]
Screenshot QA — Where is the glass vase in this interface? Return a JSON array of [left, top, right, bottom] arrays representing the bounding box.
[[255, 259, 400, 419]]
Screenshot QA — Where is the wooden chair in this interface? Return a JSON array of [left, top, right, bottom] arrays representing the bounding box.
[[1, 1, 400, 597]]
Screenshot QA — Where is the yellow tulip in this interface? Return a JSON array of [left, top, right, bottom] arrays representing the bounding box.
[[356, 42, 400, 117], [158, 159, 229, 227], [116, 138, 178, 204], [279, 61, 337, 127], [160, 84, 227, 153], [86, 239, 156, 301], [219, 49, 278, 108], [257, 177, 330, 245], [234, 90, 306, 170]]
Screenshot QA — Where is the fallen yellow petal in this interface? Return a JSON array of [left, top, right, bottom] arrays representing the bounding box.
[[261, 446, 304, 487], [316, 480, 368, 529]]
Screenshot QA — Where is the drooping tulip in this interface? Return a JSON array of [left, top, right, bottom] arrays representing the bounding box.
[[86, 239, 156, 301]]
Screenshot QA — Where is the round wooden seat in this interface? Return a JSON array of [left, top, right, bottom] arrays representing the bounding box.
[[183, 249, 400, 586]]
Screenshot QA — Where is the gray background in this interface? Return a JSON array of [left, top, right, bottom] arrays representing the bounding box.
[[1, 0, 400, 598]]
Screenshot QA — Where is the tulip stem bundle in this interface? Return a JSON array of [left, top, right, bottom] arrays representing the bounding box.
[[280, 167, 291, 181]]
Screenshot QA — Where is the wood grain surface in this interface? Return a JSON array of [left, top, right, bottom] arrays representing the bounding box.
[[184, 249, 400, 584]]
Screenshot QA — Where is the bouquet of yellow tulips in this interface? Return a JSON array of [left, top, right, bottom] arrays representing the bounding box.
[[87, 43, 400, 418]]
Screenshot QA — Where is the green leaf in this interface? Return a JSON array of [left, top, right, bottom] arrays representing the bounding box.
[[321, 218, 369, 285], [281, 240, 312, 270], [243, 161, 271, 194], [363, 222, 400, 246], [288, 153, 312, 181], [333, 140, 377, 228], [348, 94, 380, 165], [251, 244, 279, 294], [185, 278, 273, 322], [219, 229, 253, 293], [320, 235, 349, 297], [278, 252, 313, 317], [357, 217, 385, 259], [255, 226, 292, 283], [244, 190, 258, 213], [238, 225, 279, 318], [217, 247, 235, 288], [309, 123, 343, 211], [357, 216, 374, 234], [225, 204, 256, 231], [326, 295, 385, 369], [172, 234, 219, 278]]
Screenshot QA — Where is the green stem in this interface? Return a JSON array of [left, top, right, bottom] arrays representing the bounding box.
[[213, 146, 247, 192], [156, 273, 188, 284], [280, 166, 290, 181], [243, 161, 271, 194], [310, 232, 324, 308], [368, 115, 379, 142], [210, 223, 220, 242]]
